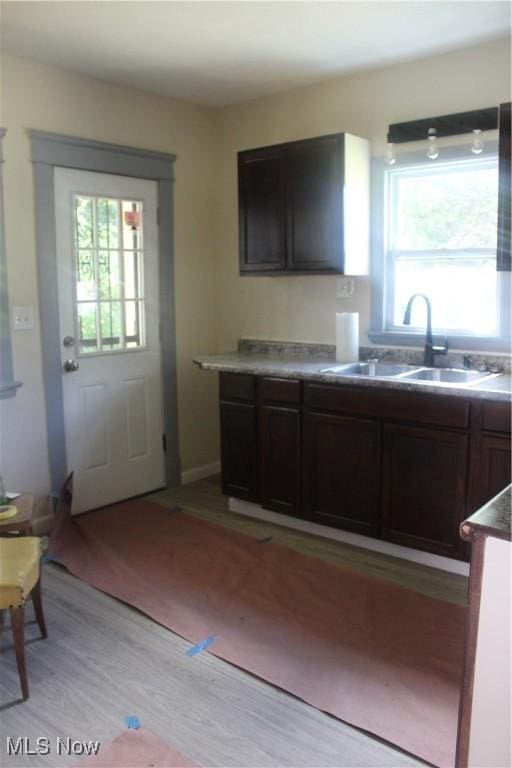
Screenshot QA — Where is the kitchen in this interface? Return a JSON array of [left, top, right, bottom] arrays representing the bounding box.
[[0, 3, 510, 767]]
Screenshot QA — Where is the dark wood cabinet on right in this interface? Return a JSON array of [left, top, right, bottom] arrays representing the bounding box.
[[381, 424, 469, 558], [468, 401, 511, 514]]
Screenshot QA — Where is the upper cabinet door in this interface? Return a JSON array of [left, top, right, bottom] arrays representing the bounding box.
[[285, 134, 343, 272], [238, 147, 286, 273]]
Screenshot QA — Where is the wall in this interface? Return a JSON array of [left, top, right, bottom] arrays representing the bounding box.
[[213, 37, 511, 352], [0, 53, 219, 523]]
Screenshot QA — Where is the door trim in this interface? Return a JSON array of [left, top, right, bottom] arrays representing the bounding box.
[[31, 130, 180, 494]]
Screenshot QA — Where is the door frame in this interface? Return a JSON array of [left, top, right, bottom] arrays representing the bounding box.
[[31, 130, 180, 495]]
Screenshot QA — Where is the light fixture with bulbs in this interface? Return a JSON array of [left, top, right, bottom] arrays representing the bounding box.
[[385, 106, 498, 166]]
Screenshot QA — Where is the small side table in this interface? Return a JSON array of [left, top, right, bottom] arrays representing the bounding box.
[[0, 494, 34, 536]]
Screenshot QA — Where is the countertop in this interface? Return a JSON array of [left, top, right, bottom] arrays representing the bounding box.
[[460, 485, 511, 543], [194, 350, 512, 402]]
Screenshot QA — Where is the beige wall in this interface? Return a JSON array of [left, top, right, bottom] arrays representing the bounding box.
[[213, 37, 511, 352], [0, 53, 219, 519]]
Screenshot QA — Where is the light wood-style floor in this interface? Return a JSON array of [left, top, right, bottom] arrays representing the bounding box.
[[0, 476, 467, 768]]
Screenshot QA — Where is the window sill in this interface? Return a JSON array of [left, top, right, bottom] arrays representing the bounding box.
[[367, 330, 511, 354], [0, 381, 23, 399]]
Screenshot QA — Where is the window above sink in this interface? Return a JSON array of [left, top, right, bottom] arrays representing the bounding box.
[[369, 142, 511, 353], [391, 156, 498, 335]]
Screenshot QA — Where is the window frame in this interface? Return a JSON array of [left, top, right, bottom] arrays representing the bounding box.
[[369, 141, 511, 352]]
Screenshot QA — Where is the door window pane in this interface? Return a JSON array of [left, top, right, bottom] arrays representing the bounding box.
[[125, 300, 143, 347], [77, 303, 98, 354], [123, 251, 143, 299], [73, 195, 146, 354], [76, 250, 97, 300], [75, 197, 93, 248], [100, 301, 122, 350]]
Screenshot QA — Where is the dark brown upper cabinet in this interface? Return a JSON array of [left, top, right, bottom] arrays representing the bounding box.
[[238, 133, 370, 276]]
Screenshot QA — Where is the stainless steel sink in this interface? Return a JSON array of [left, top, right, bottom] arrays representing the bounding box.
[[399, 368, 493, 384], [320, 362, 496, 386], [321, 362, 421, 378]]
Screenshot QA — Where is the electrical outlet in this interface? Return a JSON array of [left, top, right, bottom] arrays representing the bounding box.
[[337, 277, 355, 298], [12, 306, 34, 331]]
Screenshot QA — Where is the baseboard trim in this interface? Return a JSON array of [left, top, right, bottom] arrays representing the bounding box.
[[229, 498, 470, 576], [181, 461, 221, 486]]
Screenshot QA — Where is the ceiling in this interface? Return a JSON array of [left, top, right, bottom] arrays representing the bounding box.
[[1, 1, 510, 108]]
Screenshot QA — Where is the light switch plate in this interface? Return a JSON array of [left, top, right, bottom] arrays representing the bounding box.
[[13, 306, 34, 331], [337, 277, 355, 298]]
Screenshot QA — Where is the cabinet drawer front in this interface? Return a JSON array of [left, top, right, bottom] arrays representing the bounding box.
[[220, 372, 256, 402], [482, 402, 511, 434], [261, 377, 301, 405], [305, 383, 469, 429]]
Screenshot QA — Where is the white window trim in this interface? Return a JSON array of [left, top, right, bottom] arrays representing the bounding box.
[[369, 141, 511, 353]]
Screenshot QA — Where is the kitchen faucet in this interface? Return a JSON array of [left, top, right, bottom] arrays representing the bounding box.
[[402, 293, 448, 367]]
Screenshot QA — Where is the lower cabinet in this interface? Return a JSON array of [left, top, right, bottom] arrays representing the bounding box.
[[381, 424, 469, 558], [218, 372, 510, 561], [303, 411, 381, 535], [220, 401, 259, 502], [260, 405, 301, 516]]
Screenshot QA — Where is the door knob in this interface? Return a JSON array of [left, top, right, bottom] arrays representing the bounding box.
[[63, 359, 79, 372]]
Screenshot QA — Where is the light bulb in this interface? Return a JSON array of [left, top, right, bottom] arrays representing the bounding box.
[[427, 128, 439, 160], [385, 142, 396, 165], [471, 129, 484, 155]]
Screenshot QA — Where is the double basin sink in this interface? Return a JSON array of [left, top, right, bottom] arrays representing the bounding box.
[[320, 361, 496, 387]]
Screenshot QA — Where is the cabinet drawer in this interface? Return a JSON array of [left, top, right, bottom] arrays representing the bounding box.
[[220, 372, 256, 402], [261, 377, 301, 405], [482, 402, 511, 434], [305, 383, 469, 429]]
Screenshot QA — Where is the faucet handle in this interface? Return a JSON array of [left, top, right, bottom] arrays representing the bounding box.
[[367, 357, 379, 364], [433, 336, 449, 356]]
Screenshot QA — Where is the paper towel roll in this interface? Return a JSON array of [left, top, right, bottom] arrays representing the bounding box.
[[336, 312, 359, 363]]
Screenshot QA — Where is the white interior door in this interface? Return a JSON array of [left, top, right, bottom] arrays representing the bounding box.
[[55, 168, 165, 514]]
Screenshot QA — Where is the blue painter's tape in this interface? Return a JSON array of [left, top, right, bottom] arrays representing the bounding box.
[[124, 716, 140, 730], [185, 635, 217, 657], [41, 553, 59, 564]]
